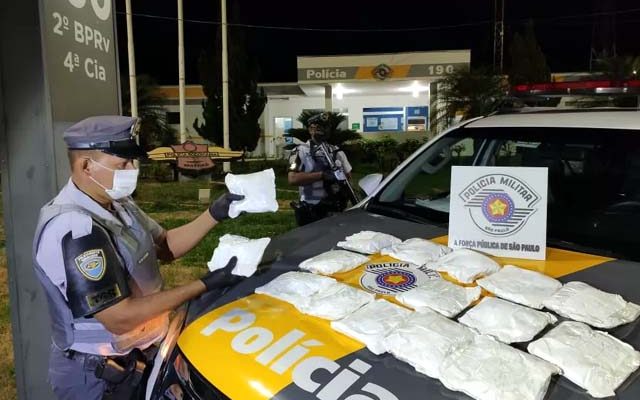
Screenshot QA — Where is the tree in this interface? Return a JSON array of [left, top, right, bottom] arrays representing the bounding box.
[[594, 55, 640, 80], [431, 67, 508, 132], [121, 74, 176, 150], [286, 111, 361, 146], [193, 13, 267, 151], [508, 22, 550, 85]]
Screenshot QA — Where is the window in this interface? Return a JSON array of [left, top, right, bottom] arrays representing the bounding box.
[[368, 126, 640, 260]]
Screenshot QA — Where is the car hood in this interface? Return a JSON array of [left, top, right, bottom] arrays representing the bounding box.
[[178, 209, 640, 400]]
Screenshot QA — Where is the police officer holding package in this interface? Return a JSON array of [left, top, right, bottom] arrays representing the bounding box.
[[33, 116, 245, 399], [288, 113, 355, 226]]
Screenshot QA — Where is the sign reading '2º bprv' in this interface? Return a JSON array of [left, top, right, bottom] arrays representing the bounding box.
[[448, 166, 549, 260]]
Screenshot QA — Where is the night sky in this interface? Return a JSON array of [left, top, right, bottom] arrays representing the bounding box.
[[114, 0, 640, 85]]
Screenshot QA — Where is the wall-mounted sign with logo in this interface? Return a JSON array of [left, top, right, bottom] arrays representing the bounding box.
[[448, 166, 548, 260], [147, 141, 244, 172], [297, 63, 470, 83]]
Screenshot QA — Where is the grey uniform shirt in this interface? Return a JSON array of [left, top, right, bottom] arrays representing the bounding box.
[[289, 141, 353, 204], [36, 179, 164, 301]]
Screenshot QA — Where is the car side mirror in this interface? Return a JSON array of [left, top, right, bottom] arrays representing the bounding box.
[[358, 173, 384, 197]]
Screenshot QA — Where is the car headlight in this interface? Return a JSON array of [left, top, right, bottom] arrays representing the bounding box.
[[172, 351, 230, 400]]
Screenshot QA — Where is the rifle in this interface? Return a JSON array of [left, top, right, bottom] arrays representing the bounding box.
[[317, 141, 361, 205]]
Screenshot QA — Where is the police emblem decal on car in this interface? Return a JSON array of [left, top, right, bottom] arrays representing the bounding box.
[[74, 249, 107, 281], [459, 173, 540, 237], [359, 262, 439, 295]]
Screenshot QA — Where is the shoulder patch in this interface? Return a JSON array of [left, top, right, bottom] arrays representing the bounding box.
[[74, 249, 106, 281]]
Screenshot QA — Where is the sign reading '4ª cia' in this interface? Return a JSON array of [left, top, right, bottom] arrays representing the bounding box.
[[448, 166, 548, 260]]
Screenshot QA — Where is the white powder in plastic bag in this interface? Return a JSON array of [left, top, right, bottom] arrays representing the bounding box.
[[427, 248, 500, 284], [331, 299, 412, 355], [299, 250, 369, 275], [337, 231, 401, 254], [380, 238, 451, 266], [396, 278, 481, 318], [459, 297, 557, 344], [542, 281, 640, 329], [255, 272, 374, 321], [528, 321, 640, 398], [207, 234, 271, 277], [383, 308, 476, 379], [299, 282, 375, 321], [477, 265, 562, 309], [255, 271, 337, 310], [225, 168, 279, 218], [440, 335, 560, 400]]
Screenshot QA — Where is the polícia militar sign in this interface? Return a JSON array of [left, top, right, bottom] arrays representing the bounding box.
[[448, 166, 548, 260]]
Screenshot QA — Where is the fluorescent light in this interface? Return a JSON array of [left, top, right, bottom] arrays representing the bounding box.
[[399, 80, 429, 94], [333, 83, 354, 99]]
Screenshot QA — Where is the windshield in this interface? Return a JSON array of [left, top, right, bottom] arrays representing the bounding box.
[[368, 125, 640, 260]]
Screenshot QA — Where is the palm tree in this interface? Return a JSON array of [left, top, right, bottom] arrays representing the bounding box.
[[431, 67, 508, 133], [594, 55, 640, 81], [285, 111, 361, 146], [121, 74, 176, 151]]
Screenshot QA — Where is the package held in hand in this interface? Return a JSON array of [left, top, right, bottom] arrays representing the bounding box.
[[528, 321, 640, 398], [458, 297, 557, 344], [207, 234, 271, 277], [337, 231, 401, 254], [383, 308, 476, 379], [299, 250, 369, 275], [396, 278, 481, 318], [381, 238, 451, 266], [542, 281, 640, 329], [225, 168, 279, 218], [331, 299, 412, 355], [440, 335, 560, 400], [427, 248, 501, 283], [477, 265, 561, 309]]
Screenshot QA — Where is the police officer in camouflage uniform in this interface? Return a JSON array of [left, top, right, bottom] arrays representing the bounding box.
[[288, 113, 353, 226], [33, 116, 245, 399]]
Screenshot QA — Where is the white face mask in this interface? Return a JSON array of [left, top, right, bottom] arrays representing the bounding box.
[[89, 159, 139, 200]]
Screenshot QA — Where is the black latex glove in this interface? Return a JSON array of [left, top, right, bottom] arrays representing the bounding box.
[[200, 256, 243, 292], [322, 169, 338, 183], [209, 192, 245, 222]]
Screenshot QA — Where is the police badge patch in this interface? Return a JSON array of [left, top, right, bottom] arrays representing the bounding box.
[[74, 249, 107, 281], [360, 262, 439, 295]]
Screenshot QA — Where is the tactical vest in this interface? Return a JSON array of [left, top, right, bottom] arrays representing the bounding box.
[[33, 197, 168, 356], [297, 143, 339, 205]]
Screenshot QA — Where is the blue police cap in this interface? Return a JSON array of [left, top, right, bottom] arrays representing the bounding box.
[[63, 115, 147, 159]]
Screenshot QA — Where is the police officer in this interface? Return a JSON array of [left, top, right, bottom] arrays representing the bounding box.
[[33, 116, 245, 399], [288, 113, 353, 226]]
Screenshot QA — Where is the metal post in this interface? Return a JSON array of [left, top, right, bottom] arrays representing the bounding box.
[[222, 0, 231, 172], [125, 0, 138, 118], [493, 0, 505, 73], [324, 85, 333, 112], [178, 0, 186, 143]]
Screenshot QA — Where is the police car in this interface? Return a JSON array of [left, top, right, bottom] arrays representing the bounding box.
[[146, 81, 640, 400]]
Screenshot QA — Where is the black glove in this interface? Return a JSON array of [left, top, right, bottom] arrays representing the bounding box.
[[209, 192, 245, 222], [200, 256, 243, 292], [322, 169, 338, 183]]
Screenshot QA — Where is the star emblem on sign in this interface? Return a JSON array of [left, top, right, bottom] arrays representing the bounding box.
[[384, 274, 409, 285], [489, 198, 508, 216]]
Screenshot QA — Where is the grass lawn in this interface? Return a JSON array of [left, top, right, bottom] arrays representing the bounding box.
[[0, 165, 301, 399]]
